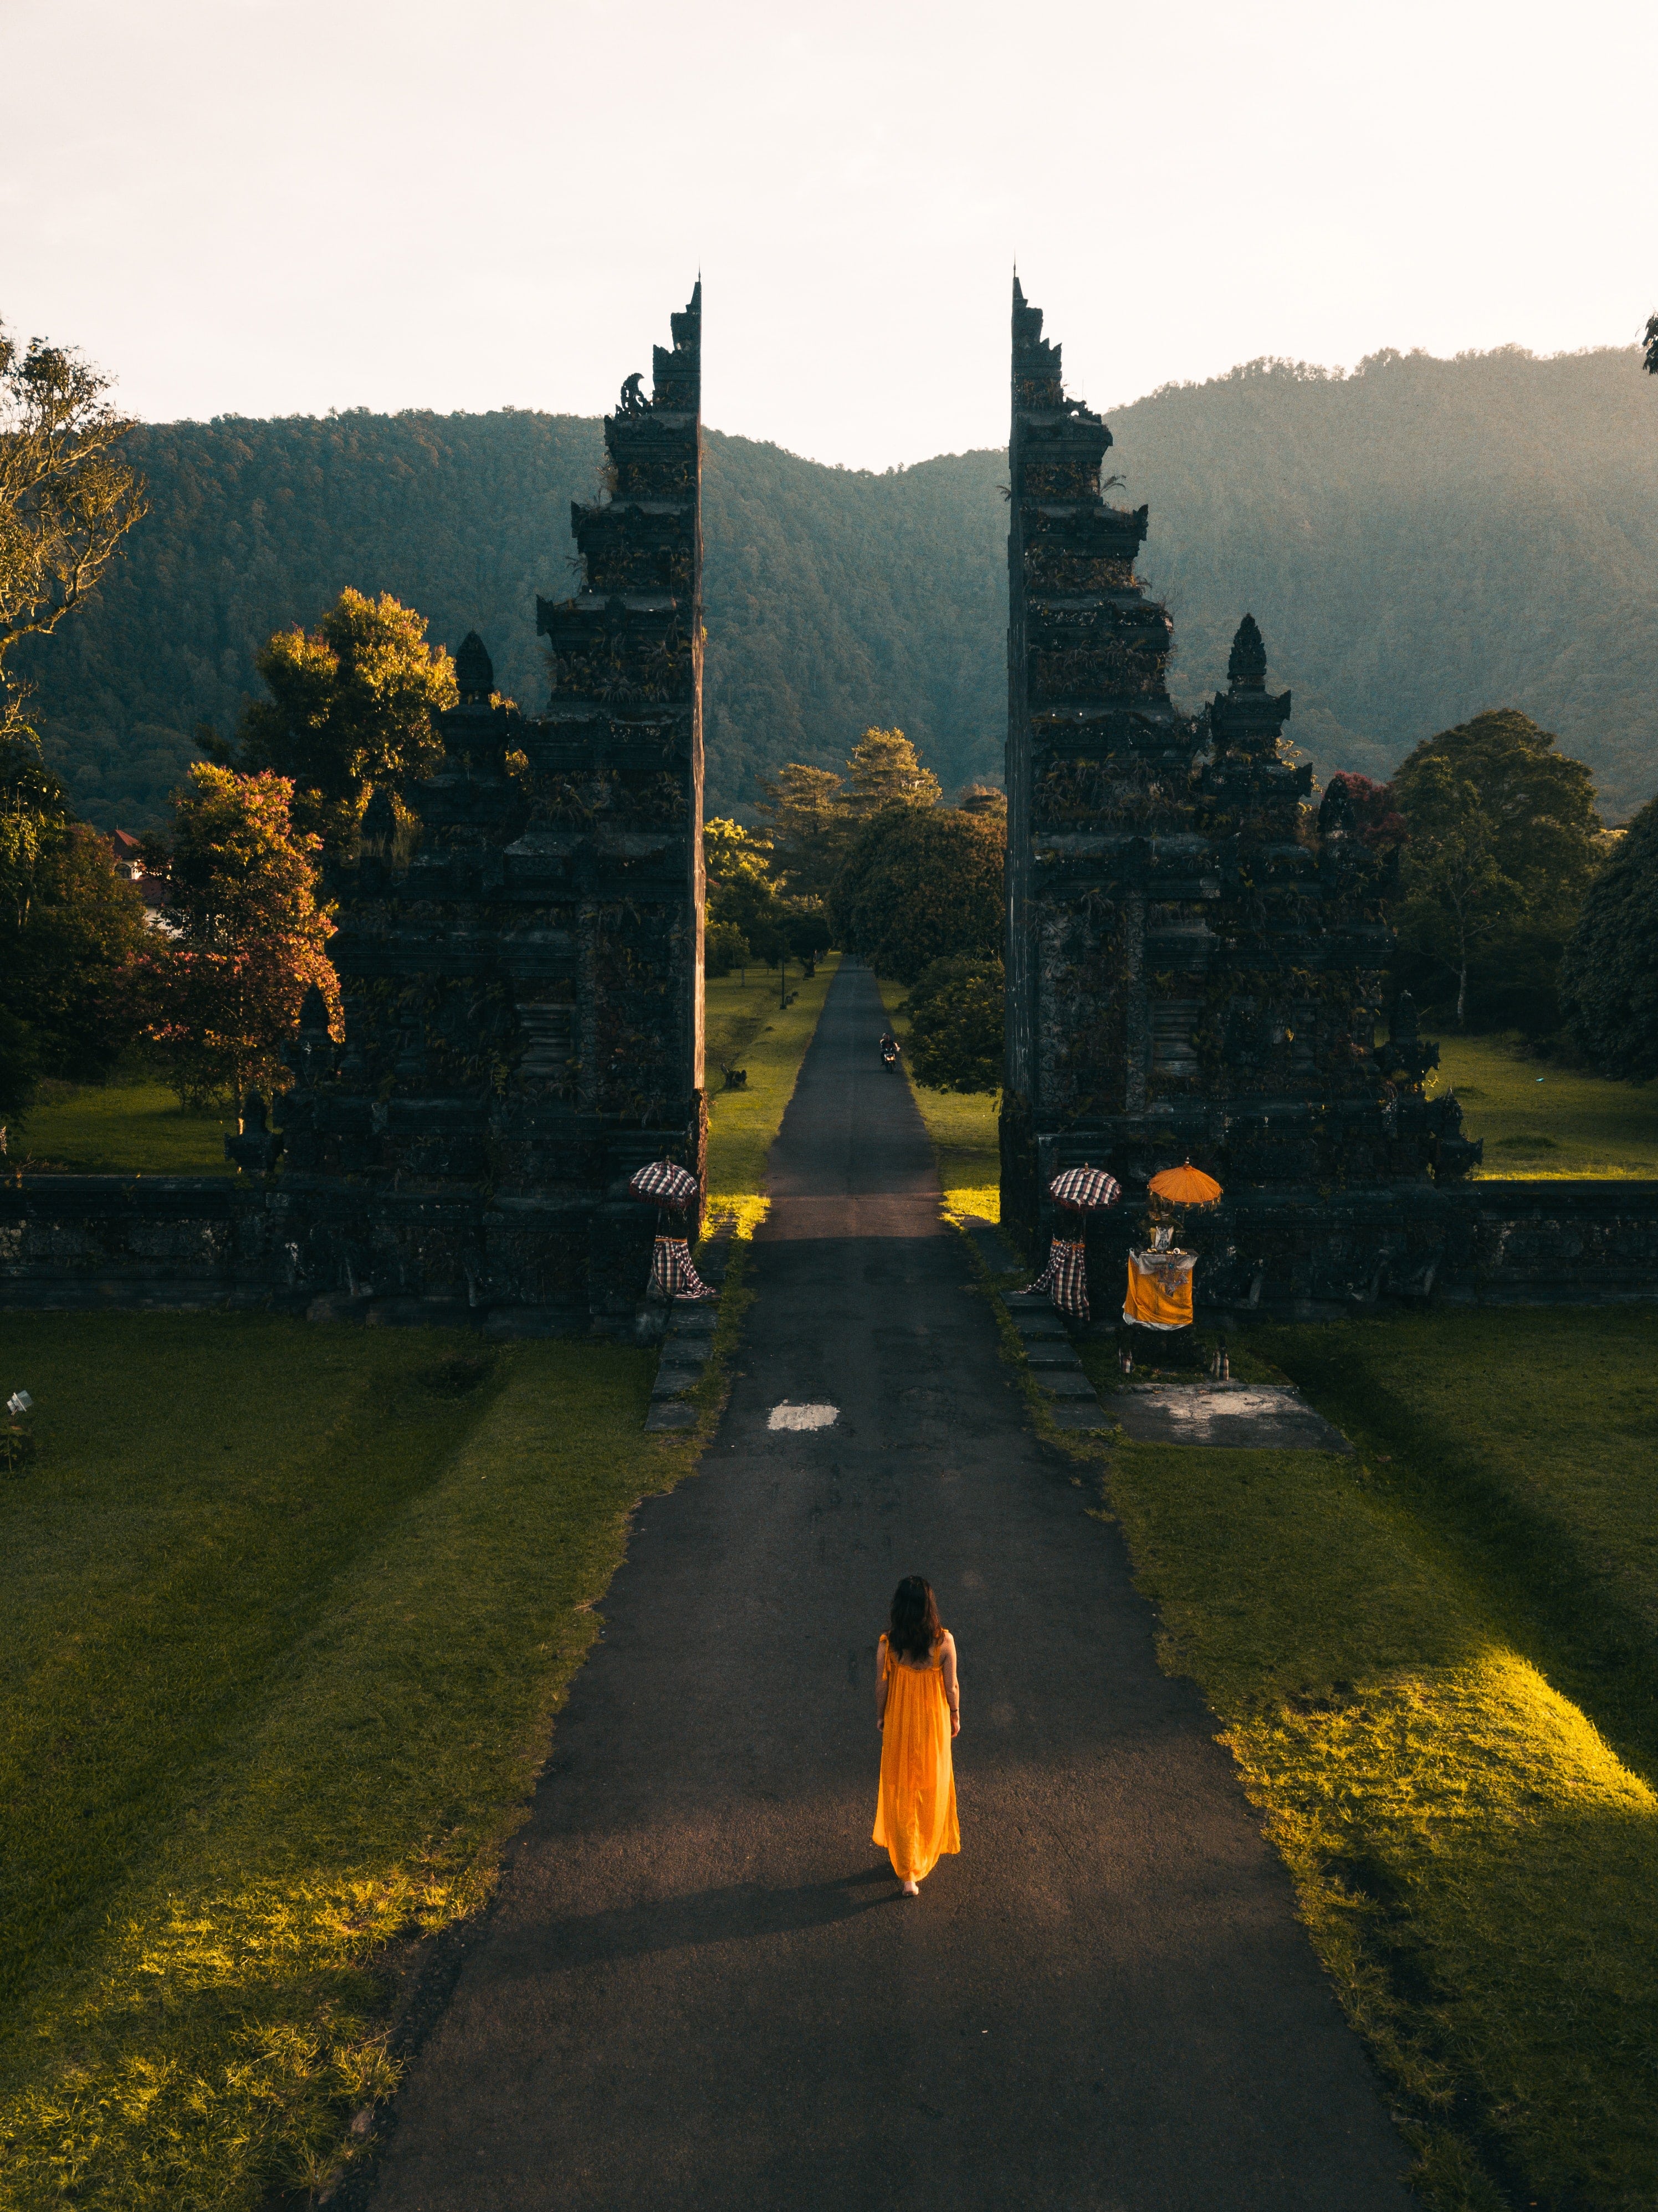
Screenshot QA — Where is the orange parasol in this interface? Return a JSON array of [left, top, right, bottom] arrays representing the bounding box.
[[1147, 1161, 1223, 1206]]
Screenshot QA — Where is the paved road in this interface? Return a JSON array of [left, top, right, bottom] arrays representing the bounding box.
[[372, 964, 1411, 2212]]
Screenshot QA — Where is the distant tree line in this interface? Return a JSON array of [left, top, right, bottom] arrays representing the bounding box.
[[699, 728, 1005, 1091]]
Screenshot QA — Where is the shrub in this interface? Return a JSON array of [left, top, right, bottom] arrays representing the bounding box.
[[906, 955, 1004, 1094], [705, 920, 752, 978]]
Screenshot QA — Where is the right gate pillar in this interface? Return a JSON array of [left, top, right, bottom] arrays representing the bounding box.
[[1000, 279, 1479, 1317]]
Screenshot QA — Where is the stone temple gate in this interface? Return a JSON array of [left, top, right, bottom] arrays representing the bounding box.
[[1, 286, 708, 1334], [1000, 279, 1656, 1313], [3, 279, 1656, 1320], [265, 285, 707, 1332]]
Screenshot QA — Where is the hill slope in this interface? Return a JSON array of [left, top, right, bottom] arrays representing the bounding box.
[[19, 345, 1658, 830]]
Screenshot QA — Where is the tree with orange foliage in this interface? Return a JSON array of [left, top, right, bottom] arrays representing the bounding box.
[[140, 764, 336, 1109]]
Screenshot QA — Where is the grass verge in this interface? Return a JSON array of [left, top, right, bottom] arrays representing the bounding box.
[[874, 975, 1000, 1219], [704, 955, 840, 1228], [1069, 1305, 1658, 2210], [1433, 1036, 1658, 1179], [13, 1079, 235, 1176]]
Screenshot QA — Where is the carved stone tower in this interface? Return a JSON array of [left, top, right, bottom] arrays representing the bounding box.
[[1001, 282, 1479, 1312], [278, 285, 705, 1333], [1001, 276, 1204, 1255]]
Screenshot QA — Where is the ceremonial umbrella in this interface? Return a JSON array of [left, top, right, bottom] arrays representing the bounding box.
[[1048, 1166, 1121, 1211], [1147, 1162, 1223, 1206], [630, 1159, 715, 1302], [628, 1160, 699, 1208]]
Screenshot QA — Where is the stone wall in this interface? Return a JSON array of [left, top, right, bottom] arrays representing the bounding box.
[[5, 1171, 1654, 1320], [1068, 1176, 1658, 1323], [0, 1177, 281, 1313]]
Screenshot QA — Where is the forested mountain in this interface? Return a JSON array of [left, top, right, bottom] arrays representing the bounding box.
[[19, 344, 1658, 831], [1123, 344, 1658, 817]]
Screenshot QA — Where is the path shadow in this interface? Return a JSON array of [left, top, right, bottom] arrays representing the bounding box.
[[514, 1865, 897, 1972]]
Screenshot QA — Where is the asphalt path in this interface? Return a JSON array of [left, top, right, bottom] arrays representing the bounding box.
[[371, 962, 1411, 2211]]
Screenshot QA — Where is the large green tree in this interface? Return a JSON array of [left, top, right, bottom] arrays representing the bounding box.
[[0, 317, 148, 1113], [0, 725, 72, 933], [8, 824, 148, 1082], [704, 815, 786, 965], [0, 320, 147, 741], [843, 727, 941, 818], [0, 729, 147, 1093], [1558, 794, 1658, 1077], [1391, 709, 1602, 1028], [757, 734, 946, 901], [754, 761, 847, 898], [830, 804, 1003, 982], [232, 587, 456, 853]]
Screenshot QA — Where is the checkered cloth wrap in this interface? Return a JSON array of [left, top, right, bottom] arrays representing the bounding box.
[[650, 1237, 717, 1302], [1025, 1236, 1089, 1321]]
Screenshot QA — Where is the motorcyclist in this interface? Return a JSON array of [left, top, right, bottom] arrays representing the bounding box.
[[879, 1030, 901, 1066]]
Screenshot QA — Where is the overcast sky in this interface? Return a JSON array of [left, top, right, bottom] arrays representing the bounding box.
[[2, 0, 1654, 469]]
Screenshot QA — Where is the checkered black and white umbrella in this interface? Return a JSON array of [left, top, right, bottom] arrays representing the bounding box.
[[1048, 1166, 1120, 1211], [628, 1160, 699, 1208]]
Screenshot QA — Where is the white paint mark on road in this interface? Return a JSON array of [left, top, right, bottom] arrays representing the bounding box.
[[767, 1402, 839, 1431]]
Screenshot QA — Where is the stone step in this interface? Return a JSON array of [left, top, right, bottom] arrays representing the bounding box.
[[653, 1351, 705, 1380], [1046, 1400, 1111, 1430], [668, 1305, 719, 1335], [1037, 1370, 1103, 1399]]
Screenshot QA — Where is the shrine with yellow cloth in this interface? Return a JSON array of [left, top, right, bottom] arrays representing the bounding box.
[[1123, 1245, 1196, 1330]]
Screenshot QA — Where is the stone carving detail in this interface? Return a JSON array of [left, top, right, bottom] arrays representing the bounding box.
[[1001, 281, 1481, 1312]]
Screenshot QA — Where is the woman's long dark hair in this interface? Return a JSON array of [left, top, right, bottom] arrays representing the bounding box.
[[888, 1575, 944, 1663]]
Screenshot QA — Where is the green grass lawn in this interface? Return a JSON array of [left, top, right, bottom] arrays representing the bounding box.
[[13, 1079, 236, 1176], [874, 976, 1001, 1218], [1072, 1306, 1658, 2210], [0, 1314, 699, 2210], [704, 955, 840, 1222], [1435, 1036, 1658, 1179]]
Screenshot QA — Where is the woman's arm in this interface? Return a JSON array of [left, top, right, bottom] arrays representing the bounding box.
[[876, 1634, 889, 1731], [941, 1632, 960, 1737]]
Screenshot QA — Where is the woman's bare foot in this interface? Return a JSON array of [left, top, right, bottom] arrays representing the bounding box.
[[900, 1877, 919, 1897]]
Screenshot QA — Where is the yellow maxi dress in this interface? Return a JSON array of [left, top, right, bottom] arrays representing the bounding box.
[[873, 1636, 960, 1882]]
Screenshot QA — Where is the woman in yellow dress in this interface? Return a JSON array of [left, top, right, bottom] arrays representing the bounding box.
[[874, 1575, 960, 1896]]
